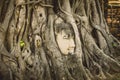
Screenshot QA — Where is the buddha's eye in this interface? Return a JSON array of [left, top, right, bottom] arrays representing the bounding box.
[[63, 35, 69, 39]]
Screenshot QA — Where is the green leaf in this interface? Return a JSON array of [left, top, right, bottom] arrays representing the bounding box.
[[20, 40, 25, 47]]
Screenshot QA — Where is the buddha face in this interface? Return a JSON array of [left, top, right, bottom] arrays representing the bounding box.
[[55, 25, 75, 55]]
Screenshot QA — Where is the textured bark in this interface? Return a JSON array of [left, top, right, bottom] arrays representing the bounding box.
[[0, 0, 120, 80]]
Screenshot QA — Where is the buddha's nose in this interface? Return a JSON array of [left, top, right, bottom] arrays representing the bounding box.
[[69, 39, 75, 49]]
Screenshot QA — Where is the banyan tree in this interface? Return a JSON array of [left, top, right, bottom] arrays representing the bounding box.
[[0, 0, 120, 80]]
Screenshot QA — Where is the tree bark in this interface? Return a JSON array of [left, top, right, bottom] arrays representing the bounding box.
[[0, 0, 120, 80]]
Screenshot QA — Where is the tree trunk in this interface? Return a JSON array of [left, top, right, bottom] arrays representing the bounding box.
[[0, 0, 120, 80]]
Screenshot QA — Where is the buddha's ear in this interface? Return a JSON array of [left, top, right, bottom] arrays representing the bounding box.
[[54, 26, 57, 36], [54, 31, 58, 36]]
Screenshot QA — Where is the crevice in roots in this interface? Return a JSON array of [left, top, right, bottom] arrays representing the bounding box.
[[91, 28, 100, 48]]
